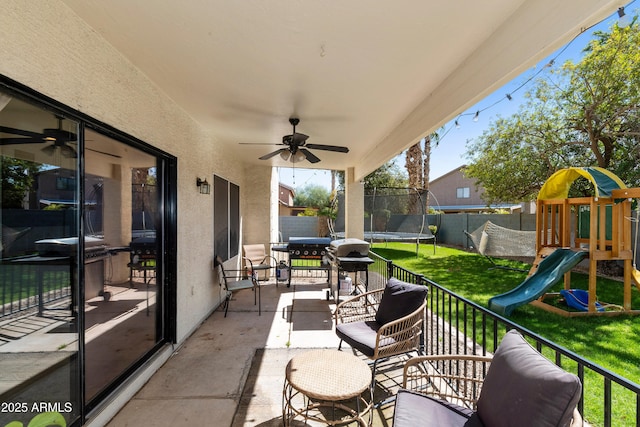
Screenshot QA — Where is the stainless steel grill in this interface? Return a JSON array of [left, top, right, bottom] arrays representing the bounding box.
[[326, 238, 373, 303], [33, 236, 110, 308]]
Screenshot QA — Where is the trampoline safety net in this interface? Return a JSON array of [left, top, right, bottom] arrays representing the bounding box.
[[330, 188, 438, 250]]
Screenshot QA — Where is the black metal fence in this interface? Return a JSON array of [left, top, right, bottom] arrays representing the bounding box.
[[368, 251, 640, 427], [0, 259, 71, 318]]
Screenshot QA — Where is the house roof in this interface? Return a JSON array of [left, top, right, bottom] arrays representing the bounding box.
[[60, 1, 622, 180], [430, 165, 468, 184]]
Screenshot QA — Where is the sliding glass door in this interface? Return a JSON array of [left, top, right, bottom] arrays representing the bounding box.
[[0, 85, 176, 426]]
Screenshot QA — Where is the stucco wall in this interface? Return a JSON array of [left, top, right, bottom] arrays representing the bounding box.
[[0, 1, 268, 343], [430, 167, 485, 207]]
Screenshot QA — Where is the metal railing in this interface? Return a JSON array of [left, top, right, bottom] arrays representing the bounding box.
[[0, 259, 71, 318], [368, 251, 640, 427]]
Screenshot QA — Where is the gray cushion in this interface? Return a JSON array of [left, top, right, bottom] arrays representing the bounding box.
[[374, 278, 428, 325], [335, 321, 381, 357], [476, 329, 582, 427], [393, 389, 481, 427]]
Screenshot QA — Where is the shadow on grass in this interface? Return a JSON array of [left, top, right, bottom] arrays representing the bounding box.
[[372, 244, 640, 380]]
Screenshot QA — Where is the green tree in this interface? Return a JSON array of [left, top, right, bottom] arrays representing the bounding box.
[[293, 184, 331, 209], [1, 156, 40, 208], [465, 20, 640, 203], [363, 159, 407, 192]]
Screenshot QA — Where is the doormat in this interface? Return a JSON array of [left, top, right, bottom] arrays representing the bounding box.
[[231, 348, 399, 426]]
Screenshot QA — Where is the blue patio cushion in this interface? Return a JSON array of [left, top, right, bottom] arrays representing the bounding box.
[[393, 389, 482, 427], [476, 329, 582, 427], [335, 321, 381, 357], [374, 278, 428, 326]]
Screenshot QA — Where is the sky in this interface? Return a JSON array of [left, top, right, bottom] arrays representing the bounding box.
[[278, 5, 634, 191]]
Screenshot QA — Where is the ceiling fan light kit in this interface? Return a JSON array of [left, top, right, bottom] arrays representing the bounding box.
[[279, 150, 291, 161], [242, 117, 349, 164], [0, 115, 79, 158]]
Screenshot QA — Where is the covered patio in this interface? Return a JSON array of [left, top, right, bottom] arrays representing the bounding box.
[[0, 1, 633, 426], [103, 256, 637, 427], [104, 277, 403, 426]]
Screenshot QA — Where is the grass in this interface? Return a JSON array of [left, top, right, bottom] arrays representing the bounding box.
[[1, 267, 71, 306], [371, 242, 640, 426]]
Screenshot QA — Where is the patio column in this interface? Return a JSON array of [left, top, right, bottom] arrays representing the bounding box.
[[344, 167, 364, 240], [102, 162, 131, 283], [243, 164, 273, 246], [270, 168, 280, 244]]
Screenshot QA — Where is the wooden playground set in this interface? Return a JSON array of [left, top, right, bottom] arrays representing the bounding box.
[[489, 167, 640, 317]]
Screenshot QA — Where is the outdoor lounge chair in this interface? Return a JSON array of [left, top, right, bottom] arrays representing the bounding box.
[[334, 277, 428, 392], [393, 329, 583, 427], [214, 255, 260, 317]]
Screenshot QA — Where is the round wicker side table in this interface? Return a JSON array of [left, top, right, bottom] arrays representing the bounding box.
[[282, 349, 372, 426]]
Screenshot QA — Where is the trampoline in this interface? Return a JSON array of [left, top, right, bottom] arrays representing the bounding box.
[[329, 187, 439, 255]]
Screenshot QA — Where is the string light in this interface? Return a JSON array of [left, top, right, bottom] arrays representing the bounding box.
[[619, 7, 631, 28], [438, 1, 636, 143]]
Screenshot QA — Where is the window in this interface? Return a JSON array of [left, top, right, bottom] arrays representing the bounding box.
[[214, 175, 240, 260], [457, 187, 470, 199], [56, 175, 76, 190]]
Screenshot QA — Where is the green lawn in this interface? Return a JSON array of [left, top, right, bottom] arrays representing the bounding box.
[[371, 242, 640, 425], [371, 243, 640, 426]]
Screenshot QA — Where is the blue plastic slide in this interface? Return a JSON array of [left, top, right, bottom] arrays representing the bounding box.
[[488, 248, 588, 316]]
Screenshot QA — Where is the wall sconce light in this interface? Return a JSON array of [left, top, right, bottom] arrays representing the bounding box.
[[196, 177, 210, 194]]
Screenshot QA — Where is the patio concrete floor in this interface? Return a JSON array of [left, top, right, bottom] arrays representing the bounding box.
[[105, 277, 404, 426]]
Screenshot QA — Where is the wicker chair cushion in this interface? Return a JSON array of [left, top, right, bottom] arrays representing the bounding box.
[[393, 389, 482, 427], [476, 330, 582, 427], [335, 321, 381, 357], [374, 278, 428, 326]]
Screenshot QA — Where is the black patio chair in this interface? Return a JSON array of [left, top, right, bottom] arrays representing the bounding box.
[[214, 255, 260, 317], [335, 277, 428, 393]]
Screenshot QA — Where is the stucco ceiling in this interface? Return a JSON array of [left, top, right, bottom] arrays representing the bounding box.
[[60, 0, 622, 181]]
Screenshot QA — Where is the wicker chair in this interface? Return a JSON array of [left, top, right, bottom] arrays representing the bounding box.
[[394, 330, 583, 427], [334, 278, 428, 392], [402, 354, 493, 411]]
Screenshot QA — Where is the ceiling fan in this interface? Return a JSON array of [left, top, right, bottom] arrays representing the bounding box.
[[0, 115, 79, 158], [242, 117, 349, 164], [0, 116, 121, 159]]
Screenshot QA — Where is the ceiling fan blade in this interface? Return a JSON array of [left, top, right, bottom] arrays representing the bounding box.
[[259, 148, 287, 160], [300, 148, 321, 163], [305, 143, 349, 153], [0, 137, 43, 145], [87, 147, 122, 158], [0, 126, 43, 139], [239, 142, 283, 146]]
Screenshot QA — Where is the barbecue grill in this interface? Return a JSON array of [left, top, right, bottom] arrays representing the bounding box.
[[326, 238, 373, 303], [281, 237, 332, 287], [128, 236, 157, 285], [12, 236, 111, 315]]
